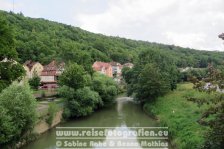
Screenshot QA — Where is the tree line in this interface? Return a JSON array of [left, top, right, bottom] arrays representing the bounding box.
[[1, 10, 224, 69]]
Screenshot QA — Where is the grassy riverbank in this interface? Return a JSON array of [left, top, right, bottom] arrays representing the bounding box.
[[143, 83, 212, 149]]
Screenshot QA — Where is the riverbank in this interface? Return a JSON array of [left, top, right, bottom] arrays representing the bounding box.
[[143, 83, 210, 149], [21, 96, 159, 149]]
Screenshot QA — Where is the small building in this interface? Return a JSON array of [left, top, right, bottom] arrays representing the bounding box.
[[123, 63, 134, 69], [110, 62, 123, 77], [23, 60, 44, 78], [92, 61, 113, 77], [40, 60, 65, 88]]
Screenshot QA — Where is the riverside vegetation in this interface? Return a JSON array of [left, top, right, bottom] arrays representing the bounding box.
[[0, 10, 224, 149], [122, 51, 224, 148]]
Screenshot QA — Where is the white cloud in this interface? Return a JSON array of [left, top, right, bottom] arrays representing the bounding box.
[[165, 32, 207, 49], [0, 0, 224, 51], [76, 0, 224, 51]]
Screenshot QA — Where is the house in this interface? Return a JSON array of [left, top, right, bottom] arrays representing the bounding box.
[[123, 63, 134, 69], [92, 61, 113, 77], [110, 62, 123, 77], [23, 60, 44, 78], [40, 60, 65, 88]]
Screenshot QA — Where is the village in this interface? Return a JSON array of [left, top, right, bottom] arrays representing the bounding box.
[[23, 60, 133, 89]]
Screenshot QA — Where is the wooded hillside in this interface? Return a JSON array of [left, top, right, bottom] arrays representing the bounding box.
[[1, 10, 224, 67]]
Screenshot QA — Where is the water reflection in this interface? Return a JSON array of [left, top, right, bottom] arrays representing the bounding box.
[[21, 97, 160, 149]]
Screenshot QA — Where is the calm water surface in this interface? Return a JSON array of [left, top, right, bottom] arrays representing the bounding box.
[[22, 97, 169, 149]]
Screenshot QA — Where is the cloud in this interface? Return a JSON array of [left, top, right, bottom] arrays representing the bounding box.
[[76, 0, 224, 51], [0, 0, 224, 51]]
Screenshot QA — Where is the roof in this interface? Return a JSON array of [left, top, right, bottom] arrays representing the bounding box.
[[92, 61, 111, 71], [41, 60, 65, 76]]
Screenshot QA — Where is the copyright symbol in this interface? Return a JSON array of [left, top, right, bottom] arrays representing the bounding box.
[[56, 141, 62, 147]]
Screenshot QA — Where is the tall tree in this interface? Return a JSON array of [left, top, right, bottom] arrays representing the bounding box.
[[0, 14, 25, 92]]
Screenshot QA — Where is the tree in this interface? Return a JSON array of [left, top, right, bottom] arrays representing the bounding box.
[[218, 33, 224, 40], [124, 49, 178, 103], [122, 67, 133, 84], [92, 73, 118, 106], [0, 82, 37, 146], [28, 73, 41, 90], [60, 86, 101, 118], [58, 63, 91, 90], [58, 63, 103, 118], [0, 14, 17, 60], [135, 64, 170, 102], [0, 14, 25, 92]]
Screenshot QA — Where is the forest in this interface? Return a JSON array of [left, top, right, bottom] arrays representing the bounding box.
[[0, 9, 224, 149], [1, 10, 224, 68]]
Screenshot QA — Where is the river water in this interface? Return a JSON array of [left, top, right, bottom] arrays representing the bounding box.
[[21, 97, 169, 149]]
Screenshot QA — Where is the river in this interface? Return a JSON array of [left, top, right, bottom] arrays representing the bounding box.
[[21, 97, 169, 149]]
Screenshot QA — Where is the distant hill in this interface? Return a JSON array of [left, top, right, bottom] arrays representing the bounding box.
[[1, 10, 224, 68]]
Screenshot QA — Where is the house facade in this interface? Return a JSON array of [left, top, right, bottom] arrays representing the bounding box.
[[40, 60, 65, 88], [23, 60, 44, 78], [110, 62, 123, 77], [92, 61, 113, 77]]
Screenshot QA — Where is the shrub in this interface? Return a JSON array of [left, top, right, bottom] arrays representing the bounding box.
[[28, 74, 41, 90], [92, 73, 118, 106], [59, 86, 102, 118], [0, 82, 37, 145], [46, 103, 58, 126]]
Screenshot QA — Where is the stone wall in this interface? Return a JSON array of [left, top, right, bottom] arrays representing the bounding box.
[[34, 109, 63, 134]]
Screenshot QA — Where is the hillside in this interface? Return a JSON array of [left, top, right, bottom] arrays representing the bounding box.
[[1, 10, 224, 67]]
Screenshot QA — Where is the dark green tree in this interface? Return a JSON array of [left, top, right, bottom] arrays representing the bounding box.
[[60, 86, 101, 118], [59, 63, 91, 90], [28, 73, 41, 90], [135, 63, 170, 102], [92, 73, 118, 106], [0, 14, 25, 92]]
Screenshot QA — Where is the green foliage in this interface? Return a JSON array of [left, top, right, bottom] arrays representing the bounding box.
[[59, 63, 91, 89], [0, 13, 17, 60], [179, 68, 207, 82], [1, 10, 224, 69], [59, 86, 101, 118], [92, 73, 118, 106], [135, 63, 171, 102], [122, 67, 132, 84], [125, 49, 178, 103], [46, 103, 58, 126], [143, 83, 209, 149], [0, 14, 25, 92], [189, 65, 224, 149], [28, 74, 41, 90], [0, 82, 37, 145], [58, 63, 111, 118]]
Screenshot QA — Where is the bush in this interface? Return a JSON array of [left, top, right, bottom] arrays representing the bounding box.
[[59, 86, 101, 118], [92, 73, 118, 106], [0, 82, 37, 145], [28, 74, 40, 90], [59, 63, 91, 89], [46, 103, 59, 126]]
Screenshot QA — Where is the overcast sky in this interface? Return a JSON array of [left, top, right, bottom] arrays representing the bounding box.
[[1, 0, 224, 51]]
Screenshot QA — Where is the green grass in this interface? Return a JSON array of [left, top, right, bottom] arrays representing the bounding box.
[[144, 83, 211, 149]]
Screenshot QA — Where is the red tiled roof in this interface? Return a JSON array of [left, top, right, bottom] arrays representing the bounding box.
[[92, 61, 111, 70], [41, 60, 64, 76]]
